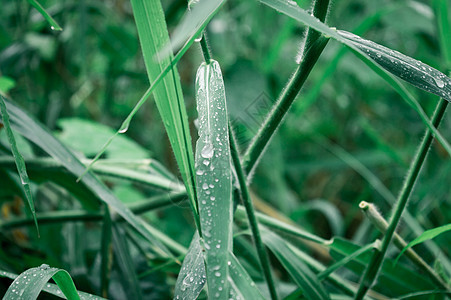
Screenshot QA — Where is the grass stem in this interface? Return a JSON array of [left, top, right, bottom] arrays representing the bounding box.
[[355, 99, 449, 299]]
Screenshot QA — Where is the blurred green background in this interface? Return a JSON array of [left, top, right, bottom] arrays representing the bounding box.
[[0, 0, 450, 298]]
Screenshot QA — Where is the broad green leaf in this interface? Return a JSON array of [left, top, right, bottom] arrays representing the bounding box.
[[174, 233, 206, 300], [3, 264, 80, 300], [259, 0, 451, 101], [3, 98, 171, 256], [130, 0, 198, 217], [195, 60, 233, 299], [26, 0, 62, 31], [163, 0, 225, 54], [261, 229, 330, 299], [0, 95, 38, 235], [0, 270, 106, 300], [396, 223, 451, 262]]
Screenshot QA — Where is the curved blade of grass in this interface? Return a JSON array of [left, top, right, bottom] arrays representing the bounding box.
[[0, 270, 106, 300], [396, 223, 451, 263], [195, 60, 233, 299], [174, 232, 207, 300], [26, 0, 62, 31], [0, 95, 39, 236], [3, 265, 80, 300], [3, 98, 172, 256], [259, 0, 451, 101], [129, 0, 198, 220], [261, 229, 330, 299], [161, 0, 225, 55]]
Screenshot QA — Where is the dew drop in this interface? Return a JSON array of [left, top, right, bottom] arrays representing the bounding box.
[[196, 169, 204, 176], [202, 183, 209, 190], [434, 77, 445, 88], [201, 143, 214, 159]]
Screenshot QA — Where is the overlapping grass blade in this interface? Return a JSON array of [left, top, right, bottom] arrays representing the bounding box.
[[258, 0, 451, 101], [261, 229, 330, 299], [26, 0, 62, 31], [3, 98, 171, 255], [0, 95, 39, 235], [3, 265, 80, 300], [396, 223, 451, 263], [129, 0, 198, 218], [228, 253, 265, 299], [195, 60, 233, 299], [174, 233, 206, 300]]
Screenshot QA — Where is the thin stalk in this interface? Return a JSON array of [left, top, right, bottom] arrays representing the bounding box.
[[199, 34, 212, 63], [355, 99, 449, 299], [229, 125, 279, 300], [359, 201, 450, 290], [242, 0, 331, 175]]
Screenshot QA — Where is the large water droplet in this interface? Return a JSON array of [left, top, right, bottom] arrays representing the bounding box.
[[201, 143, 214, 159], [119, 123, 129, 133], [434, 77, 445, 88]]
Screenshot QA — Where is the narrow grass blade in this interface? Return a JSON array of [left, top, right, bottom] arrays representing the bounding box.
[[261, 229, 330, 299], [434, 0, 451, 68], [3, 264, 80, 300], [0, 95, 39, 236], [112, 224, 142, 300], [130, 0, 198, 219], [174, 232, 206, 300], [162, 0, 225, 55], [26, 0, 62, 31], [259, 0, 451, 102], [100, 206, 112, 298], [228, 253, 265, 300], [396, 223, 451, 263], [195, 60, 233, 299], [3, 99, 171, 255]]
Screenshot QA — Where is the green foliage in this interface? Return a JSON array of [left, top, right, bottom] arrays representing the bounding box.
[[1, 0, 451, 299]]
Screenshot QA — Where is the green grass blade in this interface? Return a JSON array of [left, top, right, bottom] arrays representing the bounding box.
[[228, 253, 266, 300], [174, 233, 206, 300], [261, 229, 330, 300], [396, 223, 451, 263], [100, 207, 112, 298], [434, 0, 451, 69], [195, 60, 233, 299], [130, 0, 198, 220], [259, 0, 451, 102], [3, 98, 171, 254], [26, 0, 62, 31], [0, 95, 39, 236], [112, 224, 142, 300], [3, 265, 80, 300], [162, 0, 225, 55]]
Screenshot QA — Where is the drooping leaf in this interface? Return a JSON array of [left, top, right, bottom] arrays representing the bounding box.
[[130, 0, 198, 217], [228, 253, 266, 300], [0, 269, 106, 300], [258, 0, 451, 102], [26, 0, 62, 31], [2, 264, 80, 300], [396, 223, 451, 262], [261, 229, 330, 299], [0, 95, 38, 235], [195, 60, 233, 299], [174, 232, 206, 300]]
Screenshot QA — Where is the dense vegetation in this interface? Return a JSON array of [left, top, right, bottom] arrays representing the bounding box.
[[0, 0, 450, 299]]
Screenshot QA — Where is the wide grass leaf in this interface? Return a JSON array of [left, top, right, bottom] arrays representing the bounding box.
[[174, 233, 206, 300], [261, 229, 330, 299], [228, 253, 265, 300], [130, 0, 197, 216], [3, 265, 80, 300], [3, 98, 171, 255], [0, 95, 38, 235], [396, 223, 451, 262], [195, 60, 233, 299], [259, 0, 451, 102]]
